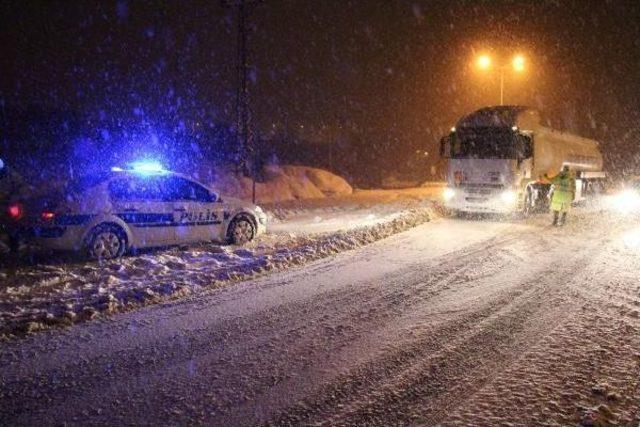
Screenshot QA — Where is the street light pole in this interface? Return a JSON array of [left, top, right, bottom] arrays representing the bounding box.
[[475, 54, 526, 106], [499, 66, 505, 106]]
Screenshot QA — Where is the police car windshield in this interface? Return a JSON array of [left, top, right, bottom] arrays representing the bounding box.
[[108, 174, 214, 202], [64, 173, 110, 195]]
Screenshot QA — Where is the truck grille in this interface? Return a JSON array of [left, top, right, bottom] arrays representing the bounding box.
[[466, 188, 493, 195], [463, 184, 503, 196]]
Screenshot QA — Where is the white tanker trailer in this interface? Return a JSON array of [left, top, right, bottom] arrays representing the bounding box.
[[439, 106, 606, 215]]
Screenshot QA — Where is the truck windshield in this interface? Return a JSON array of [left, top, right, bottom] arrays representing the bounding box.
[[451, 128, 522, 159]]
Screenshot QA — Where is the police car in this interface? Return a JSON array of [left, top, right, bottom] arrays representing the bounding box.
[[2, 164, 267, 260]]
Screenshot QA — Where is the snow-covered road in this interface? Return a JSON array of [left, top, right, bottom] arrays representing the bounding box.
[[2, 208, 640, 426]]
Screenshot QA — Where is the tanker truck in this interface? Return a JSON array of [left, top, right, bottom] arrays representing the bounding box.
[[439, 106, 605, 215]]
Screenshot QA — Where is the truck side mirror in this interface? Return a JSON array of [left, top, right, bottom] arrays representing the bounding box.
[[516, 135, 533, 161], [524, 135, 533, 158], [439, 136, 450, 158]]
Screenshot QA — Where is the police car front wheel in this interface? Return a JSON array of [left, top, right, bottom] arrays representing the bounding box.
[[86, 224, 127, 260], [227, 216, 255, 245]]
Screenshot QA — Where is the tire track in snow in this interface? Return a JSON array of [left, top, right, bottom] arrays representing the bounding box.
[[443, 232, 640, 426], [0, 223, 537, 425], [0, 228, 528, 424], [264, 227, 609, 426], [2, 212, 637, 426]]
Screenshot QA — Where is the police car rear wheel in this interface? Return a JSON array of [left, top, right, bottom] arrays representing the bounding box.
[[228, 216, 255, 245], [86, 224, 126, 260]]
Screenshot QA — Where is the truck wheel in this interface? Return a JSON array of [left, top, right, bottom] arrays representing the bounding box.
[[584, 181, 593, 198], [86, 224, 127, 260], [592, 181, 604, 196], [227, 215, 256, 245]]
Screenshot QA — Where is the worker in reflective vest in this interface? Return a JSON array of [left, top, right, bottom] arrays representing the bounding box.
[[544, 165, 576, 226]]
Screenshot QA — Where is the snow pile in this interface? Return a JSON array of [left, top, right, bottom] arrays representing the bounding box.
[[207, 165, 353, 203], [0, 201, 435, 339], [380, 175, 421, 189]]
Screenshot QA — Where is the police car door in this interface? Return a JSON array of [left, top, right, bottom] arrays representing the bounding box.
[[165, 176, 224, 243], [108, 175, 175, 247]]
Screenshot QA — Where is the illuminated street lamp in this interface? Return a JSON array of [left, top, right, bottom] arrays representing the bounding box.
[[512, 54, 525, 72], [477, 54, 492, 70], [475, 54, 526, 105]]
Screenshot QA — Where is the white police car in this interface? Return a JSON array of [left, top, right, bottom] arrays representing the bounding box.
[[2, 164, 267, 260]]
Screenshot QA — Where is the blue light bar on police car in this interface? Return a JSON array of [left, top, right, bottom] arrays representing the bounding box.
[[111, 161, 166, 173], [130, 161, 164, 172]]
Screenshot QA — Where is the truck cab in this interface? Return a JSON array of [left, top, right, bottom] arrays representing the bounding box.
[[440, 106, 605, 215], [441, 124, 533, 214]]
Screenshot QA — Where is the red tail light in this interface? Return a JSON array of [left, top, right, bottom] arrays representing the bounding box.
[[41, 211, 55, 221], [8, 204, 22, 219]]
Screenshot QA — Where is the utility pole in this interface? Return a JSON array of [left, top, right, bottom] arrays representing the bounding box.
[[222, 0, 260, 203], [235, 0, 249, 176]]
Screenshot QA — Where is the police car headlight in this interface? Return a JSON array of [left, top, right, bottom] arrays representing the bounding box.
[[613, 189, 640, 213], [500, 190, 517, 204], [443, 188, 455, 201]]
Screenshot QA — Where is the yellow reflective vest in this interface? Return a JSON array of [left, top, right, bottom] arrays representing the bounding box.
[[545, 171, 575, 212]]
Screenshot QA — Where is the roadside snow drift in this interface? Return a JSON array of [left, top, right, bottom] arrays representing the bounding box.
[[204, 165, 353, 203], [0, 200, 435, 338]]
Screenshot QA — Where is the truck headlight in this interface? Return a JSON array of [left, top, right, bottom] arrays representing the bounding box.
[[500, 190, 517, 204], [443, 188, 455, 201], [613, 189, 640, 213]]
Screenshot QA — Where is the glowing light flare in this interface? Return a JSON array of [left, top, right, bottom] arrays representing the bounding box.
[[611, 189, 640, 214], [8, 204, 22, 219], [443, 188, 455, 201], [41, 211, 56, 221], [500, 190, 517, 204], [622, 228, 640, 249], [476, 54, 492, 70], [512, 55, 526, 72]]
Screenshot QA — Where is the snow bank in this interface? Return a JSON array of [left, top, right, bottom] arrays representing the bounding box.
[[0, 201, 435, 339], [380, 175, 421, 189], [207, 165, 353, 203]]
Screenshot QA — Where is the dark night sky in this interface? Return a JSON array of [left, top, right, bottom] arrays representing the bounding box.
[[2, 0, 640, 175]]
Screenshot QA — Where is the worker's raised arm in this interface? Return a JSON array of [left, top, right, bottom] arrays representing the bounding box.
[[541, 173, 560, 185]]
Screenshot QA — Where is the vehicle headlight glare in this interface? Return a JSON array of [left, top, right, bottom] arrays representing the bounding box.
[[613, 189, 640, 213], [443, 188, 455, 201], [501, 190, 517, 204]]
